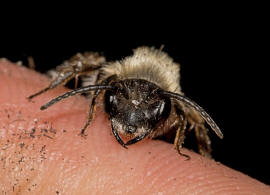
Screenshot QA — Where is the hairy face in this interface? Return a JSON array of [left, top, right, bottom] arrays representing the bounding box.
[[105, 79, 171, 138]]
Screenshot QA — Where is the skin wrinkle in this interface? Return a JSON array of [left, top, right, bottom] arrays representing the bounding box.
[[143, 147, 187, 192], [0, 60, 270, 194], [185, 172, 234, 193], [151, 154, 210, 194]]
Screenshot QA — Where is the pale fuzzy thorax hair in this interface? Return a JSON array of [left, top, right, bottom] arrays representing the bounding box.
[[101, 47, 182, 93]]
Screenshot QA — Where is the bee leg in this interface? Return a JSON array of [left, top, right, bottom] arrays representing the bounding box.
[[184, 106, 212, 158], [79, 75, 118, 136], [28, 71, 75, 100], [79, 90, 100, 136], [74, 74, 79, 89], [195, 125, 212, 158], [28, 52, 105, 100], [174, 116, 190, 160]]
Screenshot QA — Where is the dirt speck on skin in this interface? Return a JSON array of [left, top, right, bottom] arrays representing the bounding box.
[[0, 104, 67, 193], [40, 145, 46, 153], [19, 142, 25, 148], [49, 127, 57, 134], [0, 109, 57, 193], [1, 105, 59, 141], [43, 134, 53, 139], [41, 128, 48, 133], [0, 137, 48, 193], [30, 128, 36, 138]]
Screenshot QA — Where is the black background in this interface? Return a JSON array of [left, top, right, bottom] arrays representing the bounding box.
[[0, 13, 268, 185]]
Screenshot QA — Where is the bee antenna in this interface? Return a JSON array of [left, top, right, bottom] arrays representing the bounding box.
[[159, 90, 223, 139], [40, 85, 113, 110]]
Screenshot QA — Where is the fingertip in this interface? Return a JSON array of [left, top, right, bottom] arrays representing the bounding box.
[[1, 60, 269, 194]]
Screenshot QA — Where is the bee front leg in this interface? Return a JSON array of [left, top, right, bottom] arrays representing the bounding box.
[[79, 89, 100, 136], [174, 115, 190, 160]]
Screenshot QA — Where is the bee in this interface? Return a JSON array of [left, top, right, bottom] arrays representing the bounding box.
[[28, 47, 223, 159]]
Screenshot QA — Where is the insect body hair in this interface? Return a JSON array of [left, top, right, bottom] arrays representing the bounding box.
[[32, 46, 223, 158], [101, 47, 182, 94]]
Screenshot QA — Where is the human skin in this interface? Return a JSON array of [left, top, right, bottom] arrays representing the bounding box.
[[0, 59, 269, 195]]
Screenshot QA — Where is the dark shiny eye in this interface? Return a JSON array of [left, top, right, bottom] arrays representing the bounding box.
[[105, 90, 117, 113], [151, 99, 171, 121], [152, 101, 164, 116], [161, 98, 171, 118], [109, 95, 114, 103], [158, 101, 166, 115]]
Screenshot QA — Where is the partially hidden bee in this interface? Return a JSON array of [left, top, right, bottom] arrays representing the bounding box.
[[28, 47, 223, 159]]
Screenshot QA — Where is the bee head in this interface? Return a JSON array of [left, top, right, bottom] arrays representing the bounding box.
[[105, 79, 171, 139]]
